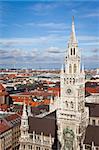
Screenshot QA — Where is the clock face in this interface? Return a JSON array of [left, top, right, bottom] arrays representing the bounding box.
[[67, 88, 72, 94]]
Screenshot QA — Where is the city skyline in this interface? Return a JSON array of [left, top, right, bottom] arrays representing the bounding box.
[[0, 1, 99, 69]]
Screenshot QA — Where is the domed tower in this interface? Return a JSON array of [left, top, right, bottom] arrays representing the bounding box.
[[57, 17, 89, 150]]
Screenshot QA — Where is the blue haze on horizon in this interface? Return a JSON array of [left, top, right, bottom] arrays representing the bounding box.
[[0, 1, 99, 69]]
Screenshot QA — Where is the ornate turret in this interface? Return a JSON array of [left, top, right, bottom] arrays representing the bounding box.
[[20, 101, 29, 138], [19, 101, 29, 150], [27, 102, 32, 117]]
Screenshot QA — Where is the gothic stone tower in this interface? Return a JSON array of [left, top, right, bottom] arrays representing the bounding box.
[[57, 17, 89, 150], [19, 102, 29, 150]]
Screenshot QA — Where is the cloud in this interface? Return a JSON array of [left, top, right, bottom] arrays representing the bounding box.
[[91, 48, 99, 53], [84, 12, 99, 18], [26, 22, 69, 30], [46, 46, 65, 54], [0, 48, 37, 62], [29, 3, 57, 13], [0, 34, 67, 48]]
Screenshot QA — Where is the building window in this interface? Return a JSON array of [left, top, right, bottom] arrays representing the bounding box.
[[36, 147, 40, 150], [74, 64, 76, 73], [23, 145, 25, 149], [71, 101, 73, 108], [71, 48, 72, 55], [73, 78, 75, 84], [28, 145, 32, 149], [69, 64, 72, 73], [65, 101, 68, 108], [74, 48, 75, 55], [92, 119, 95, 126], [70, 78, 72, 83]]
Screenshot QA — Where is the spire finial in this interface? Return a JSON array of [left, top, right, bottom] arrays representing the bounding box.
[[27, 101, 32, 116], [69, 16, 77, 44], [72, 16, 74, 22]]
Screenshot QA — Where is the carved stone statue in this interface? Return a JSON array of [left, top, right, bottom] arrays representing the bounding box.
[[63, 128, 74, 150]]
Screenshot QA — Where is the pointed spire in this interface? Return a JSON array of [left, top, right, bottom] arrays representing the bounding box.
[[92, 141, 95, 150], [69, 16, 77, 44], [27, 102, 32, 116], [22, 100, 28, 119]]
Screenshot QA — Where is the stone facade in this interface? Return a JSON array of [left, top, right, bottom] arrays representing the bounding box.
[[56, 17, 89, 150]]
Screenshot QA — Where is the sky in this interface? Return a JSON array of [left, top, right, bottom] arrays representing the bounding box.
[[0, 0, 99, 69]]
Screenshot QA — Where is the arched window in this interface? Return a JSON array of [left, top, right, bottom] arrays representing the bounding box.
[[71, 101, 73, 108], [74, 64, 76, 73], [69, 64, 72, 73], [65, 101, 68, 107], [73, 78, 75, 84], [70, 78, 72, 83], [74, 48, 75, 55], [67, 78, 68, 84], [71, 48, 72, 55]]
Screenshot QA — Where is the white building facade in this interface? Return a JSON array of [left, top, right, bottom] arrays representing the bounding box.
[[56, 17, 89, 150]]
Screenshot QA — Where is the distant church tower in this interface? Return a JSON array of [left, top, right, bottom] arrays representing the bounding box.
[[19, 102, 29, 150], [57, 17, 89, 150]]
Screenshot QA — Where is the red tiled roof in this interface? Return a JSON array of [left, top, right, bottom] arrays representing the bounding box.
[[5, 113, 21, 122], [0, 104, 9, 111], [11, 90, 57, 102], [0, 120, 11, 134], [0, 91, 9, 96], [0, 84, 5, 91], [31, 100, 50, 107], [48, 87, 60, 91], [86, 87, 99, 93]]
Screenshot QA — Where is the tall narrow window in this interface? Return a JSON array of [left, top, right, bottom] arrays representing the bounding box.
[[23, 145, 25, 149], [65, 101, 68, 107], [70, 78, 72, 83], [71, 101, 73, 108], [73, 78, 75, 84], [69, 64, 72, 73], [74, 64, 76, 73], [92, 120, 95, 126], [74, 48, 75, 55], [71, 48, 72, 55]]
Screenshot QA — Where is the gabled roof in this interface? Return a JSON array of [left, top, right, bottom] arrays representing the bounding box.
[[85, 103, 99, 117], [29, 111, 57, 137], [4, 113, 21, 126], [84, 125, 99, 146]]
